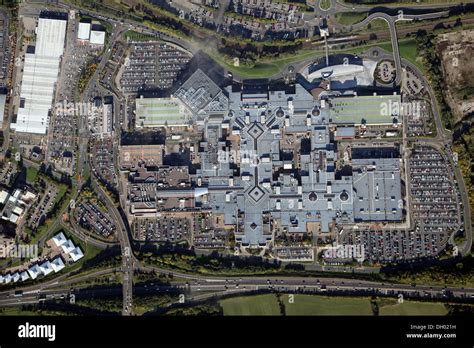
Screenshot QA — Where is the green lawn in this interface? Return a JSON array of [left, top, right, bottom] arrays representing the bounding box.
[[220, 294, 449, 316], [335, 12, 368, 26], [378, 38, 424, 72], [220, 294, 281, 316], [26, 167, 38, 183], [380, 301, 448, 316], [398, 39, 424, 71], [124, 30, 158, 42], [283, 295, 373, 315]]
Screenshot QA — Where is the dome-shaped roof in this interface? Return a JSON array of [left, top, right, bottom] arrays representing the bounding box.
[[340, 190, 349, 201], [276, 108, 284, 118], [309, 192, 317, 201], [312, 108, 320, 116]]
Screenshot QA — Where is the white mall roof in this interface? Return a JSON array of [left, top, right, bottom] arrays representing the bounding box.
[[308, 64, 365, 81], [51, 257, 65, 273], [52, 231, 67, 247], [4, 274, 11, 283], [78, 21, 91, 40], [12, 272, 20, 282], [90, 30, 105, 45], [0, 275, 3, 283], [11, 17, 67, 134], [70, 246, 84, 262]]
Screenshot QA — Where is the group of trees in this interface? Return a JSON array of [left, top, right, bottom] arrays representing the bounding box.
[[218, 39, 303, 66], [453, 120, 474, 229], [414, 29, 454, 130], [136, 243, 281, 275], [381, 255, 474, 286]]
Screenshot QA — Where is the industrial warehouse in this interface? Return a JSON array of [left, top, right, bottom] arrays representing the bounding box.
[[11, 12, 67, 134]]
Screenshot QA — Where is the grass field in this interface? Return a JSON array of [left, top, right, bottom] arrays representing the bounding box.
[[283, 295, 373, 315], [380, 301, 448, 316], [378, 38, 424, 72], [367, 18, 389, 31], [124, 30, 158, 42], [220, 294, 451, 316], [335, 12, 368, 26], [220, 294, 281, 316], [26, 167, 38, 184]]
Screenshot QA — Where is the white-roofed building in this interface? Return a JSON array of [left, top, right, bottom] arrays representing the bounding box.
[[77, 20, 91, 40], [69, 246, 84, 262], [22, 191, 37, 202], [9, 213, 19, 224], [39, 261, 53, 276], [20, 271, 30, 282], [12, 272, 20, 282], [28, 264, 41, 279], [0, 274, 4, 283], [8, 194, 17, 205], [35, 17, 68, 56], [13, 206, 23, 215], [61, 239, 76, 254], [90, 28, 105, 45], [52, 231, 67, 247], [11, 15, 67, 134], [0, 190, 8, 204], [51, 257, 65, 273], [4, 273, 11, 283]]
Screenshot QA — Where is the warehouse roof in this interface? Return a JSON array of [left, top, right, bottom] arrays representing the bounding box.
[[77, 20, 91, 40], [11, 16, 67, 134]]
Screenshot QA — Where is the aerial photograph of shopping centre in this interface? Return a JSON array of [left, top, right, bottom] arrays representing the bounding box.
[[0, 0, 473, 344]]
